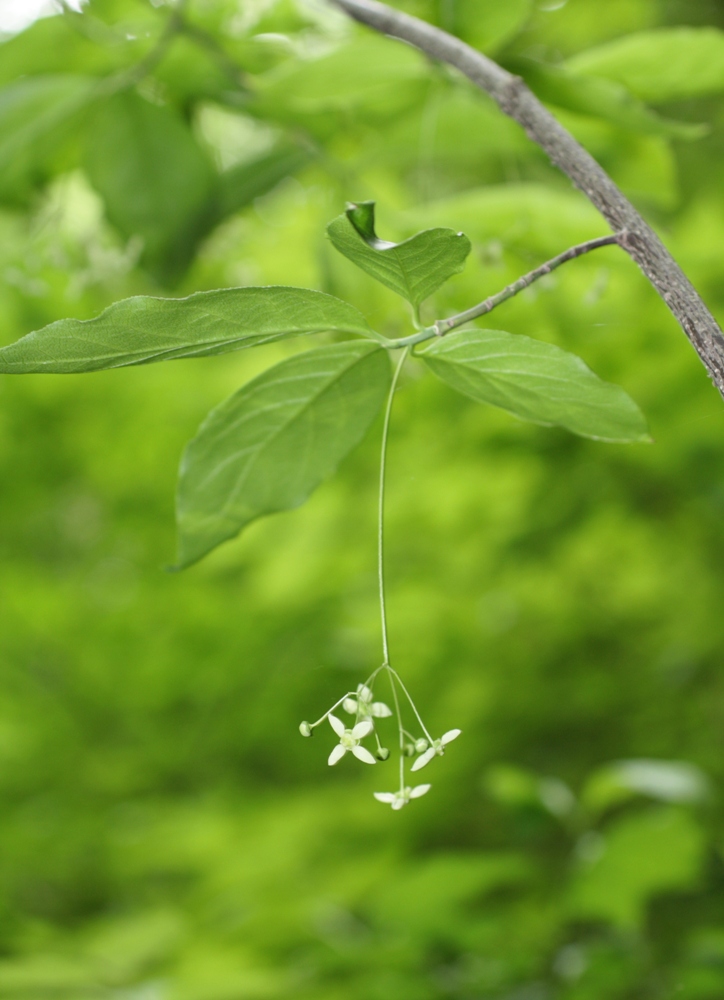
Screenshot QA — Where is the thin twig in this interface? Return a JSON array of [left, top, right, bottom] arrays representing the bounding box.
[[388, 233, 621, 348], [330, 0, 724, 398], [436, 233, 620, 335]]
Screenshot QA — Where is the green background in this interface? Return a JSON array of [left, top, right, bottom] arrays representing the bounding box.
[[2, 0, 724, 996]]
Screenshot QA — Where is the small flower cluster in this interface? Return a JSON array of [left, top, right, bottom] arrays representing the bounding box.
[[299, 669, 461, 812]]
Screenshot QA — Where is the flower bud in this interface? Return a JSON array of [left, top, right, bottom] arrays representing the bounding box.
[[414, 738, 429, 753], [299, 721, 313, 737], [375, 747, 390, 761], [404, 742, 415, 757]]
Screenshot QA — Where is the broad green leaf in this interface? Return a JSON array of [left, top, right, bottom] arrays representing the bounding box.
[[0, 75, 96, 204], [566, 27, 724, 102], [176, 341, 391, 567], [0, 288, 379, 374], [216, 145, 314, 221], [327, 202, 471, 309], [421, 329, 649, 443], [83, 92, 217, 285], [510, 59, 706, 140]]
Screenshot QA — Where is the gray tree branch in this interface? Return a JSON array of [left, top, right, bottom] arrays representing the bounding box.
[[331, 0, 724, 399]]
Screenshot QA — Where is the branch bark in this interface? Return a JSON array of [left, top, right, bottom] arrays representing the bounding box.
[[331, 0, 724, 399]]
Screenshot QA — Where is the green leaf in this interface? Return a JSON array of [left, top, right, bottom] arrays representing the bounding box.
[[406, 184, 604, 256], [175, 341, 391, 567], [566, 27, 724, 102], [83, 92, 217, 285], [567, 806, 705, 928], [327, 202, 471, 309], [421, 329, 649, 443], [509, 59, 706, 140], [216, 144, 314, 221], [0, 287, 379, 374], [0, 15, 123, 86], [0, 75, 96, 204], [253, 35, 428, 127]]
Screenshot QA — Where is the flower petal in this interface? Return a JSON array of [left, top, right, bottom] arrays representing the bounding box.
[[370, 702, 393, 718], [328, 714, 346, 737], [411, 748, 435, 772], [351, 719, 374, 739], [357, 685, 373, 703], [410, 784, 431, 798], [328, 744, 346, 766], [440, 728, 462, 745], [352, 745, 377, 764], [391, 797, 406, 810], [342, 698, 358, 715], [373, 792, 396, 803]]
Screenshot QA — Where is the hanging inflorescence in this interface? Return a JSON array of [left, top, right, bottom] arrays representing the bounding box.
[[300, 667, 461, 811]]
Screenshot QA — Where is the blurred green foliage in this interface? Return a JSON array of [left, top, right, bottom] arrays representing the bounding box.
[[2, 0, 724, 997]]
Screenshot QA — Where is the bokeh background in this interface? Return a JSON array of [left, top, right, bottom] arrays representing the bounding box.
[[2, 0, 724, 997]]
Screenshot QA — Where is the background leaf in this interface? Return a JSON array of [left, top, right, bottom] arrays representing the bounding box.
[[175, 341, 391, 567], [251, 35, 429, 131], [565, 27, 724, 101], [83, 91, 217, 285], [568, 807, 705, 928], [509, 59, 706, 140], [421, 329, 649, 442], [0, 287, 378, 374], [0, 75, 96, 205], [327, 202, 471, 308], [216, 144, 315, 222]]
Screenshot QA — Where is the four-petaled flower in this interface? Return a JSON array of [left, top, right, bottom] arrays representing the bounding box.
[[374, 784, 431, 810], [411, 729, 461, 771], [343, 684, 392, 719], [328, 714, 377, 765]]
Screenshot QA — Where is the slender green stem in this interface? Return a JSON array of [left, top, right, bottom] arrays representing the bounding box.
[[385, 667, 406, 790], [389, 666, 434, 744], [386, 233, 622, 350], [378, 347, 410, 665], [310, 692, 355, 729]]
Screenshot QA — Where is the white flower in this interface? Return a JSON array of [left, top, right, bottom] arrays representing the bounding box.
[[327, 714, 376, 765], [374, 784, 431, 810], [410, 729, 461, 771], [343, 684, 392, 719]]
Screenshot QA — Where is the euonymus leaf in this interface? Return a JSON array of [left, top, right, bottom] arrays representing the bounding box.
[[84, 92, 217, 285], [566, 27, 724, 102], [327, 202, 471, 309], [176, 341, 391, 567], [421, 330, 649, 443], [0, 75, 96, 204], [0, 288, 379, 374]]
